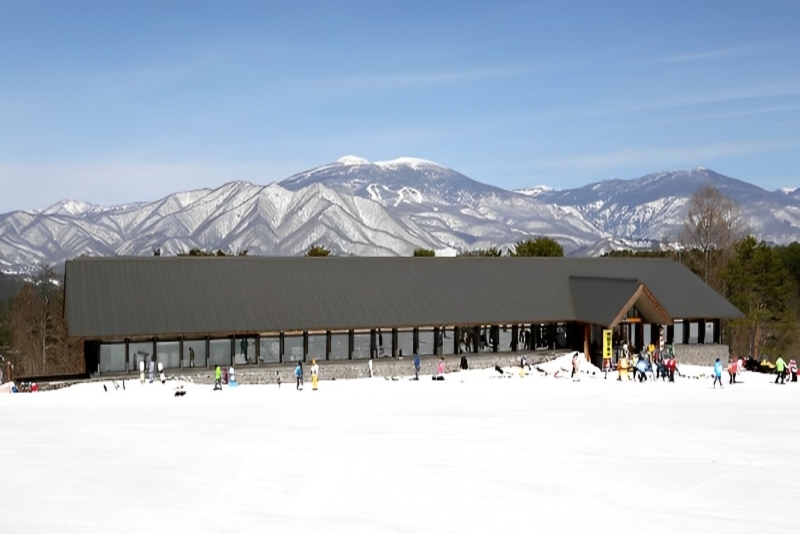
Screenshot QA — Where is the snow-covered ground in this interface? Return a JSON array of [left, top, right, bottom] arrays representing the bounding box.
[[2, 361, 799, 534]]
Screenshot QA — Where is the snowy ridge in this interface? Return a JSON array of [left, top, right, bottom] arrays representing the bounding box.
[[2, 159, 800, 271]]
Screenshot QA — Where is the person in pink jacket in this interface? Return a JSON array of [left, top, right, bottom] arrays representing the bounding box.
[[437, 357, 445, 376]]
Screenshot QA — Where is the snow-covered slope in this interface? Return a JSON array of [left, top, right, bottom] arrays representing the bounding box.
[[526, 168, 800, 244]]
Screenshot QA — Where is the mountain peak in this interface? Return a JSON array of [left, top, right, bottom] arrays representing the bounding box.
[[336, 155, 370, 166]]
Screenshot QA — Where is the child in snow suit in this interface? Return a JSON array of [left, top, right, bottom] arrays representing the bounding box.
[[713, 358, 723, 388], [413, 353, 420, 380], [295, 362, 303, 390], [214, 365, 222, 390], [311, 359, 319, 391]]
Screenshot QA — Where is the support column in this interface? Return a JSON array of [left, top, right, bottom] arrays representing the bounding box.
[[279, 333, 285, 364], [326, 330, 332, 360], [584, 324, 590, 361], [302, 331, 308, 362], [348, 330, 354, 360], [412, 327, 419, 357], [433, 327, 441, 356], [179, 338, 184, 368], [125, 338, 130, 372], [454, 326, 460, 354], [391, 328, 398, 358]]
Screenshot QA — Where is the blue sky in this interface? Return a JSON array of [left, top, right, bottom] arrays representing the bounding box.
[[2, 0, 799, 213]]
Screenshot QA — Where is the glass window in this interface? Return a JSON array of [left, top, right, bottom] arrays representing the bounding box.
[[673, 321, 684, 344], [99, 343, 126, 373], [284, 336, 304, 362], [157, 341, 180, 369], [397, 330, 413, 358], [209, 339, 231, 367], [535, 324, 550, 350], [233, 336, 256, 365], [307, 334, 326, 362], [330, 333, 348, 360], [259, 337, 280, 364], [352, 333, 370, 359], [555, 323, 569, 349], [129, 341, 153, 372], [375, 329, 388, 357], [435, 328, 448, 355], [417, 329, 435, 356], [705, 321, 715, 344], [184, 340, 206, 368], [498, 326, 513, 352], [688, 322, 699, 344]]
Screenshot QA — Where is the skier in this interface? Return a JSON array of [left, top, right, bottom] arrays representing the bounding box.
[[713, 358, 724, 388], [435, 357, 445, 380], [368, 357, 374, 378], [295, 362, 303, 390], [413, 353, 420, 380], [214, 365, 222, 391], [775, 356, 787, 384], [311, 359, 319, 391]]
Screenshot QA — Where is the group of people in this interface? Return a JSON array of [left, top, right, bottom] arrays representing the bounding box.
[[615, 345, 680, 382], [292, 360, 319, 391]]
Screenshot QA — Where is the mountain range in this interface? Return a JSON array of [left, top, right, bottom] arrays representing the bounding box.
[[1, 156, 799, 272]]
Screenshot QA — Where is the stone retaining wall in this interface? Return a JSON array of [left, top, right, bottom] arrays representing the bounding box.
[[167, 350, 568, 385], [673, 344, 730, 366]]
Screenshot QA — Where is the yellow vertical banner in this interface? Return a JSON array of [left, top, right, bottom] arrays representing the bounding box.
[[603, 329, 612, 359]]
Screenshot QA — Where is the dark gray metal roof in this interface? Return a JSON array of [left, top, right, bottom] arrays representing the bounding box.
[[64, 256, 744, 339]]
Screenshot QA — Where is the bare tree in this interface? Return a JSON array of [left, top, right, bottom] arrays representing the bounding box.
[[680, 185, 747, 291], [7, 264, 83, 376]]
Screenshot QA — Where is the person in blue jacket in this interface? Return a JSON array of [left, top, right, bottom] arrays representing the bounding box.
[[294, 362, 303, 390], [413, 353, 420, 380], [713, 358, 724, 389]]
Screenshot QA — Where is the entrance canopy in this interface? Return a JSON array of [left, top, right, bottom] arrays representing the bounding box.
[[569, 277, 672, 328]]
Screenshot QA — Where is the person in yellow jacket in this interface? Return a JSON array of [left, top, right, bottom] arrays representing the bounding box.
[[311, 359, 319, 391], [618, 355, 630, 381]]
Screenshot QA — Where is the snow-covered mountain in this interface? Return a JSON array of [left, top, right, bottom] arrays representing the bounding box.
[[280, 156, 603, 252], [526, 168, 800, 245], [1, 158, 798, 272]]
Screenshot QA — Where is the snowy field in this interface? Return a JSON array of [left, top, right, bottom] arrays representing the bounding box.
[[2, 359, 799, 534]]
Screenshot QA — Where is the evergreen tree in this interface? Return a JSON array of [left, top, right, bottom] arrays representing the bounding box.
[[306, 245, 331, 257], [723, 236, 796, 358], [413, 248, 435, 257], [511, 237, 563, 257]]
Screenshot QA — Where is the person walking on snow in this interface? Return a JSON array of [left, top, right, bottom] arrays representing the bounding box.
[[713, 358, 724, 388], [294, 362, 303, 390], [368, 357, 374, 378], [311, 359, 319, 391], [413, 353, 420, 380], [214, 365, 222, 390], [775, 356, 788, 384]]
